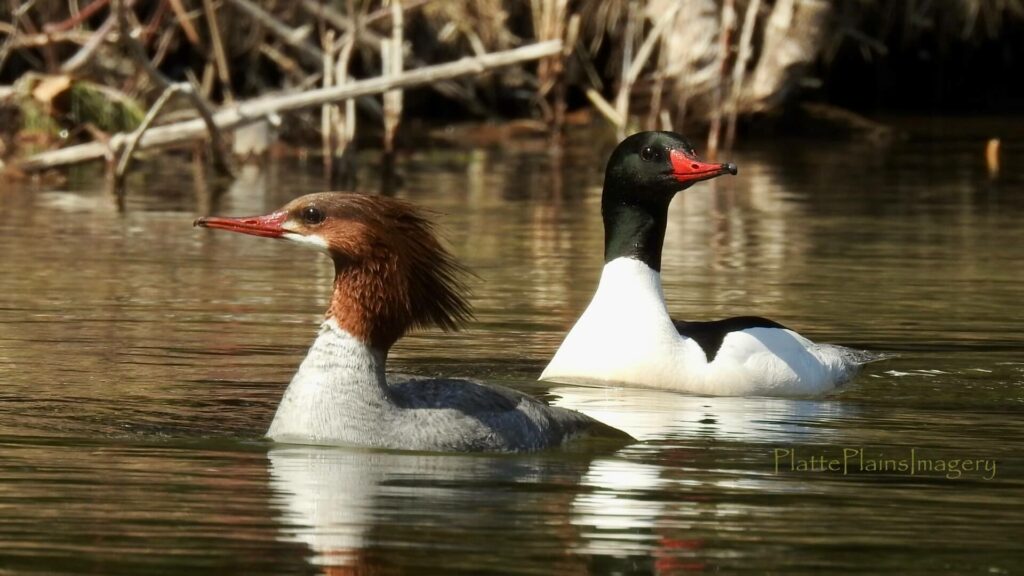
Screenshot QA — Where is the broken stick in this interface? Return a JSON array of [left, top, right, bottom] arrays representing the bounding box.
[[18, 40, 563, 172]]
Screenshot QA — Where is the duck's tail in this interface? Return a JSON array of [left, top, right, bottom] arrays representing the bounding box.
[[813, 345, 896, 388]]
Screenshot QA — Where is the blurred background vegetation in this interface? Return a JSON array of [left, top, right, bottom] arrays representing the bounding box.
[[0, 0, 1020, 170]]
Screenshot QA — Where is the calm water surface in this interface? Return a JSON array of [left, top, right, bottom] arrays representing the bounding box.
[[1, 120, 1023, 574]]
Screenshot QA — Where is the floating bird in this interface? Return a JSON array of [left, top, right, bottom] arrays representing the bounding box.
[[542, 131, 878, 396], [196, 192, 629, 451]]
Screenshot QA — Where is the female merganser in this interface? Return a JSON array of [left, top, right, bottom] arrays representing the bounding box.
[[196, 192, 628, 452], [541, 131, 877, 396]]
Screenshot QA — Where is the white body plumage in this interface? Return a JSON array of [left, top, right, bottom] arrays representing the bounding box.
[[541, 258, 862, 396]]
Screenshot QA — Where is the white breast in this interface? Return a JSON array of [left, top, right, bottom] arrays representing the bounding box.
[[266, 319, 393, 445], [541, 258, 703, 389]]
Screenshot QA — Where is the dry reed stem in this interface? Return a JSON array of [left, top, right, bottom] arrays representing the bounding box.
[[614, 0, 638, 139], [150, 22, 176, 69], [42, 0, 109, 33], [167, 0, 201, 45], [300, 0, 483, 112], [225, 0, 323, 66], [321, 28, 335, 175], [59, 14, 114, 73], [585, 87, 623, 126], [532, 0, 571, 131], [554, 12, 579, 137], [321, 26, 355, 182], [622, 3, 679, 87], [382, 0, 404, 154], [366, 0, 429, 24], [336, 36, 356, 148], [115, 82, 180, 184], [725, 0, 761, 150], [612, 0, 679, 136], [19, 40, 565, 172], [114, 0, 234, 177], [197, 62, 214, 96], [202, 0, 234, 103], [259, 43, 305, 82], [707, 0, 735, 157], [646, 23, 665, 129], [17, 3, 59, 71], [10, 30, 92, 47]]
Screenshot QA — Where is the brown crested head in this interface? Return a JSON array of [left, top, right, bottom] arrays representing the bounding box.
[[195, 192, 473, 350]]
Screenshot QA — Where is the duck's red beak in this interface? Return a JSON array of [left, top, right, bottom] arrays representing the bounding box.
[[669, 149, 738, 184], [193, 211, 288, 238]]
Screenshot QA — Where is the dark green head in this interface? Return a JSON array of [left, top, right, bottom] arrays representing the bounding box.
[[602, 131, 737, 271]]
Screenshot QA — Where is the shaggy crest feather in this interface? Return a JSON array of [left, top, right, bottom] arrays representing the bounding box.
[[289, 193, 472, 350]]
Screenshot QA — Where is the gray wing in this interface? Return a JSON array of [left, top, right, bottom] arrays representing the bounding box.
[[388, 375, 526, 413], [387, 375, 632, 450]]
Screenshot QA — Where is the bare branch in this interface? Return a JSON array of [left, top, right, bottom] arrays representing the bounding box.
[[116, 83, 181, 182], [60, 15, 115, 73], [167, 0, 201, 45], [224, 0, 323, 66], [19, 40, 564, 172], [114, 0, 235, 177], [382, 0, 403, 154], [202, 0, 234, 102]]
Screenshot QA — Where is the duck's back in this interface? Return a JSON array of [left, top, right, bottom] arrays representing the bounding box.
[[385, 377, 629, 452]]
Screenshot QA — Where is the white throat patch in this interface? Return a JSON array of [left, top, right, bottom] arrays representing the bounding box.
[[282, 226, 330, 254]]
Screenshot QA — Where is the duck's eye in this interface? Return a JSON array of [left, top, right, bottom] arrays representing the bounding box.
[[639, 146, 659, 162], [301, 205, 325, 225]]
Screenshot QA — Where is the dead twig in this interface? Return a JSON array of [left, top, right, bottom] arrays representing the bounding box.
[[614, 1, 638, 140], [725, 0, 760, 150], [321, 26, 356, 187], [300, 0, 485, 114], [224, 0, 323, 67], [15, 1, 59, 71], [707, 0, 735, 157], [586, 87, 624, 127], [115, 0, 235, 177], [167, 0, 201, 46], [202, 0, 234, 103], [336, 37, 356, 152], [60, 15, 116, 73], [149, 21, 177, 70], [612, 1, 679, 137], [115, 83, 180, 186], [260, 42, 316, 86], [321, 29, 336, 179], [365, 0, 430, 24], [382, 0, 403, 155], [43, 0, 110, 33], [19, 41, 564, 172], [532, 0, 571, 132], [10, 30, 93, 48]]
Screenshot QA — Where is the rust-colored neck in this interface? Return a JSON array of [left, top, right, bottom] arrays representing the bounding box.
[[326, 256, 409, 353]]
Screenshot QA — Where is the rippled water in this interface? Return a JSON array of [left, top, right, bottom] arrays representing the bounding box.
[[2, 119, 1022, 574]]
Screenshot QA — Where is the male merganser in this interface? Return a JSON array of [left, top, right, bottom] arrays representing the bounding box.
[[541, 131, 877, 396], [195, 192, 628, 452]]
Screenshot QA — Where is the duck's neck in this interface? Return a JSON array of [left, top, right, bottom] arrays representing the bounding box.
[[602, 188, 673, 272], [327, 260, 408, 351], [266, 318, 394, 444]]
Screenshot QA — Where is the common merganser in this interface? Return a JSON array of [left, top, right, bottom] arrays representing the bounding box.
[[541, 131, 878, 396], [196, 192, 629, 451]]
